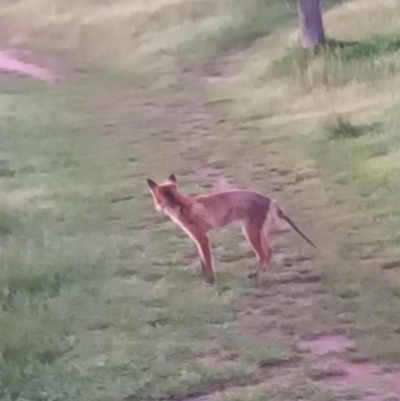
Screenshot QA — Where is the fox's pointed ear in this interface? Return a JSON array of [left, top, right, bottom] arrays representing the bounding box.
[[168, 174, 177, 183], [147, 179, 157, 190]]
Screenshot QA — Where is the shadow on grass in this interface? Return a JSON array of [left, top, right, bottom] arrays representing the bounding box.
[[325, 116, 381, 140]]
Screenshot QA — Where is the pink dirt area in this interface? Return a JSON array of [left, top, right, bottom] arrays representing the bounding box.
[[298, 333, 354, 356], [329, 367, 400, 401], [299, 333, 400, 399], [322, 360, 382, 385], [0, 49, 62, 83]]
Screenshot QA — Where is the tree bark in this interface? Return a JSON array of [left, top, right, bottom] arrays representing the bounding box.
[[298, 0, 325, 48]]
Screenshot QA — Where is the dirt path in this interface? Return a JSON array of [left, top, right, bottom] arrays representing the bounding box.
[[166, 57, 400, 401], [92, 53, 400, 400], [15, 43, 398, 399], [0, 49, 60, 82]]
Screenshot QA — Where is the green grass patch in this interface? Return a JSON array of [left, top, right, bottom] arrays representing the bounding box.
[[3, 0, 400, 399], [206, 1, 400, 367], [328, 35, 400, 61], [0, 82, 112, 395], [264, 34, 400, 94], [0, 0, 297, 85]]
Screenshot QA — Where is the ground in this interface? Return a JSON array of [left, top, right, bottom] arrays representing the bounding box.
[[1, 0, 400, 400]]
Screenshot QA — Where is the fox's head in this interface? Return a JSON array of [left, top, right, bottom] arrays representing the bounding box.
[[146, 174, 179, 213]]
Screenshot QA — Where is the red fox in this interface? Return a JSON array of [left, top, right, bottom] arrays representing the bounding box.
[[147, 174, 319, 283]]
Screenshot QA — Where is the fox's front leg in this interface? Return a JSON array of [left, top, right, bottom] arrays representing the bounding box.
[[197, 236, 215, 283], [189, 231, 215, 284]]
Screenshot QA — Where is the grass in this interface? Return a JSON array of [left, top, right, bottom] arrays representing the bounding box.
[[0, 82, 113, 397], [264, 34, 400, 95], [1, 0, 400, 400], [324, 116, 373, 139], [0, 2, 300, 397], [0, 0, 298, 85], [207, 0, 400, 368]]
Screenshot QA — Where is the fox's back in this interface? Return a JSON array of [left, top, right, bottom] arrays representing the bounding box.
[[194, 190, 270, 228]]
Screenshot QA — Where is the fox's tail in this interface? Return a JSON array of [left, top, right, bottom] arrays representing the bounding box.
[[270, 200, 320, 251]]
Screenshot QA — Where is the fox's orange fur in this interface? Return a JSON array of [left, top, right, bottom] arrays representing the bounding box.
[[147, 174, 318, 283]]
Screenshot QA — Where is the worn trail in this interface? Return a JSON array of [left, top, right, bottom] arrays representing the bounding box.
[[89, 52, 400, 400]]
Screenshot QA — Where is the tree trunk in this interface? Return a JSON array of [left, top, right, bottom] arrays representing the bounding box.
[[298, 0, 325, 48]]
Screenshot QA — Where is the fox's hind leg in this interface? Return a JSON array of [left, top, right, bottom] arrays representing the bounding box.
[[242, 220, 268, 277], [261, 230, 273, 272]]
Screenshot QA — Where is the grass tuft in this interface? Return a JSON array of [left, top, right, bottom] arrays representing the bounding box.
[[327, 34, 400, 61], [325, 116, 374, 139]]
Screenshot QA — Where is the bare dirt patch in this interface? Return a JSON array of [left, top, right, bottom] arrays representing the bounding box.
[[192, 161, 236, 191], [298, 333, 354, 356], [0, 49, 61, 82], [298, 332, 400, 399], [324, 362, 400, 401]]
